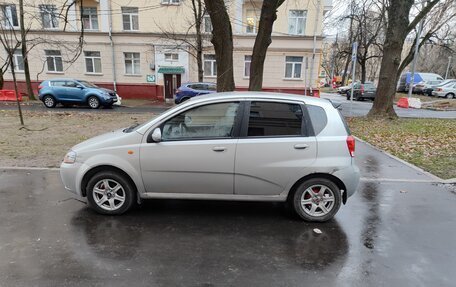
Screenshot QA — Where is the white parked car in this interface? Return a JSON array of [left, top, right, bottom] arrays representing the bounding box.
[[60, 92, 360, 222], [432, 82, 456, 99]]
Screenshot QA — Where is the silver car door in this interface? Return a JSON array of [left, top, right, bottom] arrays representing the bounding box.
[[140, 101, 242, 194], [234, 101, 317, 196]]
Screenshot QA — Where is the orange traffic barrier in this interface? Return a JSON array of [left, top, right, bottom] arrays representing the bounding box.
[[0, 90, 22, 101], [397, 97, 409, 108]]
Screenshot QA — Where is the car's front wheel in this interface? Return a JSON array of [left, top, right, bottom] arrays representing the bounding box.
[[43, 95, 56, 108], [291, 178, 342, 222], [86, 171, 136, 215], [87, 96, 100, 109]]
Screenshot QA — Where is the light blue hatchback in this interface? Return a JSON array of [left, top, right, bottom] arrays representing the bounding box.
[[38, 78, 118, 109]]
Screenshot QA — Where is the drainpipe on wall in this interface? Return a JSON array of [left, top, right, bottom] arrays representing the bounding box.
[[107, 0, 117, 93]]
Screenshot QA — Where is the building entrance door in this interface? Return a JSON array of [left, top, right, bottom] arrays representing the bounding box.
[[164, 74, 181, 100]]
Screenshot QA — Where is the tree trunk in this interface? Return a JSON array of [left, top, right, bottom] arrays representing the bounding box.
[[341, 55, 351, 85], [0, 69, 4, 90], [191, 0, 204, 82], [360, 59, 366, 83], [9, 54, 24, 125], [19, 0, 35, 100], [368, 0, 414, 118], [204, 0, 235, 92], [249, 0, 284, 91]]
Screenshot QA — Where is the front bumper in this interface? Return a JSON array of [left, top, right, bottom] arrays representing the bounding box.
[[60, 161, 87, 196]]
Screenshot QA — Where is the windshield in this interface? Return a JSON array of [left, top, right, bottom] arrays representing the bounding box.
[[78, 80, 98, 88]]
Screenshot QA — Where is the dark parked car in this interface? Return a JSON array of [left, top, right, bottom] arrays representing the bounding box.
[[175, 82, 217, 104], [38, 79, 118, 109], [346, 82, 376, 101]]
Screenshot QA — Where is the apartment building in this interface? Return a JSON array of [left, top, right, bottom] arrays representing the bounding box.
[[1, 0, 332, 100]]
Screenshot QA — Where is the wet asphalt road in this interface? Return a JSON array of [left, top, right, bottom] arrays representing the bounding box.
[[0, 142, 455, 286]]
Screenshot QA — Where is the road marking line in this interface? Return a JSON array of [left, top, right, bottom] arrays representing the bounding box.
[[0, 166, 60, 171], [360, 177, 440, 183]]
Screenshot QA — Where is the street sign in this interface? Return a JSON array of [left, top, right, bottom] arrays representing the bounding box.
[[351, 42, 358, 60], [146, 75, 156, 83]]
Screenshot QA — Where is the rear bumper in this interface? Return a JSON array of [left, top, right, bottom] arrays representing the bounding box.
[[333, 164, 360, 199]]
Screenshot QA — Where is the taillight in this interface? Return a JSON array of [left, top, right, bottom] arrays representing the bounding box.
[[437, 88, 443, 92], [360, 84, 364, 93], [346, 135, 355, 157], [38, 85, 43, 91], [176, 89, 181, 94]]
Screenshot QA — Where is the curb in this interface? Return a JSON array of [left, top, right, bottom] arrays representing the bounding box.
[[353, 136, 454, 184], [0, 166, 59, 171]]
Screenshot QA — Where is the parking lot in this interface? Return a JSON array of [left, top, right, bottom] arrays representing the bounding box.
[[1, 142, 455, 287]]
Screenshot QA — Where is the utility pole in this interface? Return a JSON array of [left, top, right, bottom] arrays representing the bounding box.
[[309, 0, 321, 91], [445, 56, 452, 79], [349, 42, 357, 116], [407, 19, 424, 98]]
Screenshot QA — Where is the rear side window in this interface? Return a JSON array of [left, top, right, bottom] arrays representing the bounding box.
[[247, 101, 303, 137], [307, 105, 328, 135]]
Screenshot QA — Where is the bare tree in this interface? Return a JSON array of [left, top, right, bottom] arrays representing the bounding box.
[[0, 17, 24, 125], [204, 0, 235, 92], [368, 0, 439, 118]]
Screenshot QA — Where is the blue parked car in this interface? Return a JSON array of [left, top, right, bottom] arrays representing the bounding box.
[[175, 82, 217, 104], [38, 79, 118, 109]]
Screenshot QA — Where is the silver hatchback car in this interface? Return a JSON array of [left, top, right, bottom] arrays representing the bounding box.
[[60, 92, 360, 222]]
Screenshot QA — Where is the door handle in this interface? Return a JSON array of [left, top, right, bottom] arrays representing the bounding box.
[[212, 146, 227, 152], [294, 144, 309, 150]]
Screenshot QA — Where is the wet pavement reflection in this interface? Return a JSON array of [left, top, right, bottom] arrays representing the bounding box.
[[0, 169, 455, 286]]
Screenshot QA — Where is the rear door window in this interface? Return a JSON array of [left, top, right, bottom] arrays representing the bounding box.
[[51, 81, 66, 87], [246, 101, 303, 137]]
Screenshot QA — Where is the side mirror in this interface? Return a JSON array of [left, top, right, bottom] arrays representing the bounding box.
[[151, 128, 162, 142]]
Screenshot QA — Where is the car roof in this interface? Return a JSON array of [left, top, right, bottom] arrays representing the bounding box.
[[45, 78, 78, 82], [184, 82, 216, 86], [188, 91, 332, 106]]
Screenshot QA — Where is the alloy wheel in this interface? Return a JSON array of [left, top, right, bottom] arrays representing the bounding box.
[[92, 179, 126, 211], [300, 184, 335, 217]]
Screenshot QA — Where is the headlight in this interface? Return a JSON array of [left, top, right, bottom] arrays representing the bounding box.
[[63, 151, 77, 164]]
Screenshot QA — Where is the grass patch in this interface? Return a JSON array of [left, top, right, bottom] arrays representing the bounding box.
[[348, 117, 456, 179], [0, 110, 153, 167]]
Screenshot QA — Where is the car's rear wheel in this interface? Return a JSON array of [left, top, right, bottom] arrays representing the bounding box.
[[88, 96, 100, 109], [43, 95, 56, 108], [291, 178, 342, 222], [446, 93, 455, 99], [86, 171, 136, 215]]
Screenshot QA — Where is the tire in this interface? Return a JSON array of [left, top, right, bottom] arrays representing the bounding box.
[[291, 178, 342, 222], [346, 93, 350, 101], [86, 171, 136, 215], [87, 96, 100, 109], [43, 95, 56, 108], [445, 93, 455, 99]]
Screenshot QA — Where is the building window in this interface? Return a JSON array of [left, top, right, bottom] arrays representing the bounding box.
[[165, 53, 179, 61], [204, 54, 216, 77], [246, 9, 259, 34], [13, 50, 24, 72], [40, 5, 59, 29], [122, 7, 139, 31], [203, 14, 212, 33], [285, 56, 303, 79], [84, 51, 102, 74], [1, 4, 18, 28], [82, 7, 98, 30], [288, 10, 306, 35], [244, 55, 252, 78], [161, 0, 181, 5], [45, 50, 63, 72], [124, 52, 140, 75]]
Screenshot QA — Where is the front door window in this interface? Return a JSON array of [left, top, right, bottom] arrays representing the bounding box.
[[162, 102, 240, 140]]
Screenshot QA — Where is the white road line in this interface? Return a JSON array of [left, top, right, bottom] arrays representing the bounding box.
[[360, 177, 440, 183], [0, 166, 60, 171]]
